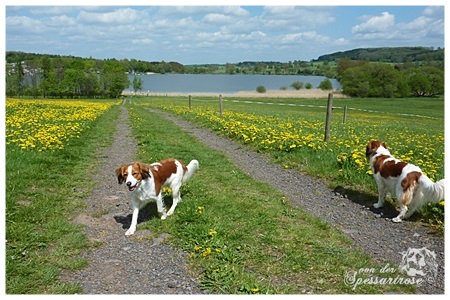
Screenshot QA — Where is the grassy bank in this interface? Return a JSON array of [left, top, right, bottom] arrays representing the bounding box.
[[128, 104, 415, 294], [5, 100, 119, 293]]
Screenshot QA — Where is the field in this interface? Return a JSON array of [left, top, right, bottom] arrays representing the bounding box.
[[5, 98, 119, 293], [5, 96, 444, 294], [135, 95, 444, 227]]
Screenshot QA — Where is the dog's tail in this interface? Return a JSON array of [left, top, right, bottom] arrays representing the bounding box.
[[404, 174, 444, 219], [183, 159, 199, 183], [419, 176, 445, 203]]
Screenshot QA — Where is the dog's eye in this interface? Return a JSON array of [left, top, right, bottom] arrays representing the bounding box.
[[124, 173, 128, 177], [132, 172, 138, 176]]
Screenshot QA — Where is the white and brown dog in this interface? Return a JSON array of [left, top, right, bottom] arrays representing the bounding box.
[[116, 158, 199, 235], [366, 141, 444, 222]]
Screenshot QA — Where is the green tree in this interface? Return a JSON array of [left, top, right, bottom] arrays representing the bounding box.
[[11, 60, 26, 97], [340, 62, 406, 97], [256, 85, 266, 93], [225, 63, 236, 74], [336, 58, 368, 79], [27, 61, 40, 98], [408, 66, 444, 96], [132, 76, 143, 94], [290, 81, 304, 90], [318, 78, 333, 90], [5, 64, 19, 97], [40, 56, 53, 97], [100, 59, 130, 98]]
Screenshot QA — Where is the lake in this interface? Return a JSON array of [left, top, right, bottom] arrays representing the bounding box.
[[125, 74, 341, 94]]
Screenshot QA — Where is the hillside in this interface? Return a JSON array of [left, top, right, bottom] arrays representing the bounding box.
[[315, 46, 444, 63]]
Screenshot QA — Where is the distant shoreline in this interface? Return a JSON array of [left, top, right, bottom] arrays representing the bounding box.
[[121, 89, 347, 99]]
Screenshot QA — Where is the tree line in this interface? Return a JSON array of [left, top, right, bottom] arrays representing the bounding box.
[[6, 54, 130, 98], [337, 58, 444, 97], [316, 46, 444, 64], [6, 51, 336, 78]]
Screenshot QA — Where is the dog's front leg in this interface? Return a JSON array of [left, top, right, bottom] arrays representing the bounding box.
[[373, 183, 387, 209], [392, 205, 408, 223], [126, 205, 139, 236]]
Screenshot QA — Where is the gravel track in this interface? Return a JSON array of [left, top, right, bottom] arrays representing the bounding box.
[[63, 105, 202, 294]]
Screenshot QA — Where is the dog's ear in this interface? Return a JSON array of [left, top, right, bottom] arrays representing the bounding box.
[[116, 165, 126, 184], [138, 162, 151, 180], [381, 142, 387, 149], [366, 141, 380, 158]]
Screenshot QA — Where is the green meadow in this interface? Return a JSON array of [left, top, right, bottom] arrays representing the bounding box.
[[6, 95, 443, 294]]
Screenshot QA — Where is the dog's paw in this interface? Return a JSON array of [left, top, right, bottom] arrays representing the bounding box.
[[373, 203, 383, 209], [392, 217, 403, 223], [160, 214, 167, 220], [125, 228, 135, 236]]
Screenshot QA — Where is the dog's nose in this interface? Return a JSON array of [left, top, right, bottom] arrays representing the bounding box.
[[126, 182, 132, 187]]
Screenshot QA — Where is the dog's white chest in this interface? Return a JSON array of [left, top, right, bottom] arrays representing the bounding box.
[[133, 179, 158, 202]]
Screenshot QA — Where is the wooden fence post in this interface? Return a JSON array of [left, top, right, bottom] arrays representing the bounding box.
[[188, 95, 192, 110], [343, 105, 347, 124], [219, 94, 223, 117], [324, 93, 333, 142]]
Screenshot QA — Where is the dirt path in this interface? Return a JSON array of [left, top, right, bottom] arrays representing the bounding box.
[[146, 108, 444, 294], [65, 105, 201, 294]]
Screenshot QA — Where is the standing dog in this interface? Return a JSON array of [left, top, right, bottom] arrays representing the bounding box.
[[116, 158, 199, 235], [366, 141, 444, 222]]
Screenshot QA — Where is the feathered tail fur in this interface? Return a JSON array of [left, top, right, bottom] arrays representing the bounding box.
[[419, 176, 445, 203], [404, 176, 444, 219], [183, 159, 199, 183]]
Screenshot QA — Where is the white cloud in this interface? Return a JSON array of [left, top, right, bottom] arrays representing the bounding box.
[[77, 8, 146, 24], [46, 15, 77, 27], [203, 13, 233, 25], [6, 15, 46, 33], [262, 6, 335, 30], [398, 15, 444, 37], [157, 6, 249, 17], [29, 6, 77, 16], [281, 31, 330, 44], [423, 6, 444, 18], [352, 12, 395, 34], [131, 38, 153, 45], [263, 6, 297, 16], [351, 7, 444, 43]]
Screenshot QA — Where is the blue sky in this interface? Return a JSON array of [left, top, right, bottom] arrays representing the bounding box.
[[4, 3, 445, 64]]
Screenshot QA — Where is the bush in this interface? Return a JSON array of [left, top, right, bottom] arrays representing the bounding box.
[[318, 78, 333, 90], [339, 62, 433, 98], [290, 81, 304, 90], [305, 83, 312, 89], [256, 85, 266, 93]]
